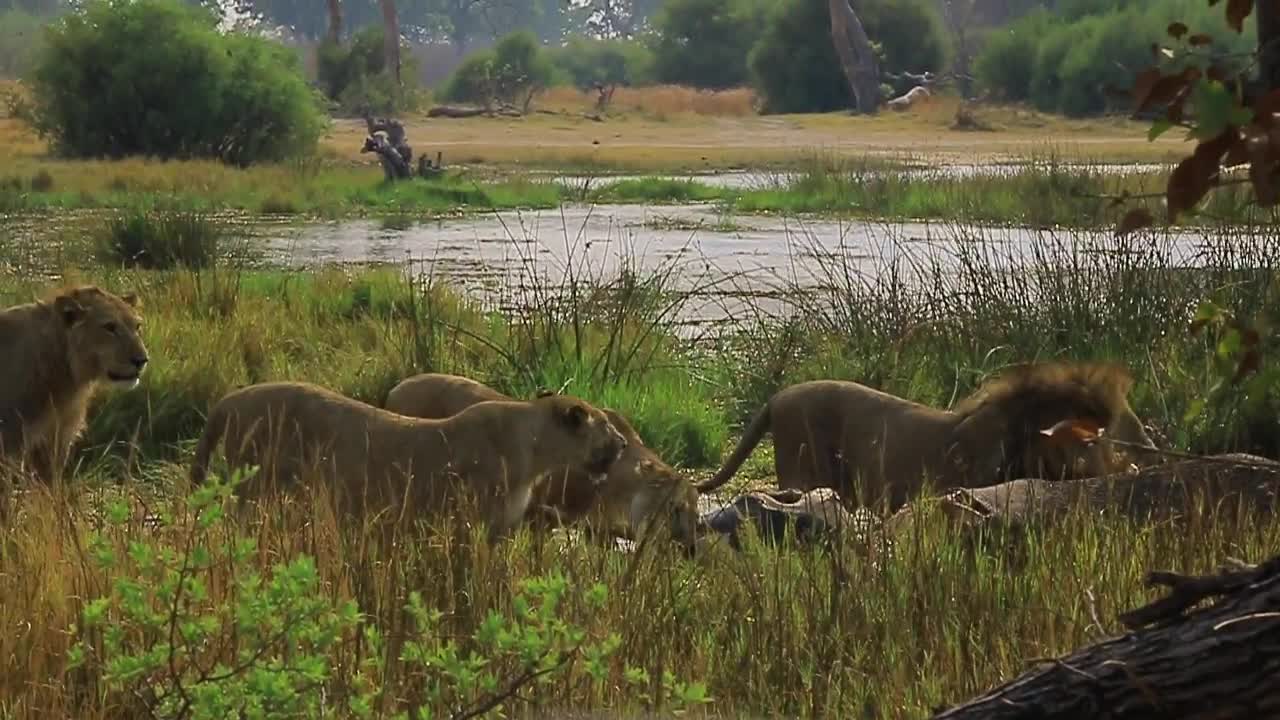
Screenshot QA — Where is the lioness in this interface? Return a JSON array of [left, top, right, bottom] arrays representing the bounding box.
[[384, 373, 700, 551], [0, 285, 148, 483], [190, 381, 626, 540], [696, 362, 1158, 512]]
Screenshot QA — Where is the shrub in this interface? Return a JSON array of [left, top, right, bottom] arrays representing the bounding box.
[[548, 36, 655, 92], [26, 0, 326, 165], [316, 25, 420, 115], [748, 0, 947, 114], [649, 0, 767, 90], [980, 0, 1255, 116], [95, 209, 238, 270], [973, 9, 1051, 102], [442, 30, 555, 112]]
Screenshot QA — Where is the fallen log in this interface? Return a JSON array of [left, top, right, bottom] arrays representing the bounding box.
[[932, 552, 1280, 718], [427, 104, 488, 118], [886, 453, 1280, 538]]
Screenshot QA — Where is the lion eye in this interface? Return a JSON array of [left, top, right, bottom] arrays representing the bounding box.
[[103, 322, 118, 334]]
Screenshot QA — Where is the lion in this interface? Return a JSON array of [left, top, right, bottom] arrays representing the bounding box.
[[695, 362, 1158, 513], [0, 285, 148, 483], [383, 373, 701, 552], [189, 381, 626, 540]]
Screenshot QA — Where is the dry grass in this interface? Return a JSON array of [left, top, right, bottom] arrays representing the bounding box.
[[3, 459, 1277, 719], [538, 85, 760, 118], [0, 77, 1188, 175]]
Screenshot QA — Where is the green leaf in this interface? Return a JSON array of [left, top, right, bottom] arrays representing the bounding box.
[[1190, 79, 1239, 140], [1148, 118, 1175, 141]]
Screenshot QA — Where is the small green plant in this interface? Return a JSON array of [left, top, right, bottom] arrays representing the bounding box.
[[66, 467, 708, 718], [68, 468, 374, 719]]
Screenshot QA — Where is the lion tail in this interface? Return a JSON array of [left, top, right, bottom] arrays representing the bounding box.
[[189, 401, 228, 486], [696, 402, 771, 494]]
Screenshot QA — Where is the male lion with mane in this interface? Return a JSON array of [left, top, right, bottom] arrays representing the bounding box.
[[384, 373, 700, 552], [0, 285, 149, 483], [190, 381, 628, 541], [696, 362, 1158, 512]]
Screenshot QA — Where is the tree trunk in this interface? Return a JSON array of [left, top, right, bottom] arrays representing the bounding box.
[[325, 0, 342, 43], [931, 553, 1280, 719], [380, 0, 402, 88], [827, 0, 882, 114], [1259, 0, 1280, 93]]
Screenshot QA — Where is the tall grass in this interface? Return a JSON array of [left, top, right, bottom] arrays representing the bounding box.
[[3, 461, 1276, 718]]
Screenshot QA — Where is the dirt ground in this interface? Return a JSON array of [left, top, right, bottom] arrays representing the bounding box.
[[324, 96, 1188, 171], [0, 78, 1185, 172]]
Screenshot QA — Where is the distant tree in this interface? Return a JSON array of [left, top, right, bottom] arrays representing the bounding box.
[[442, 30, 554, 112], [649, 0, 766, 89], [749, 0, 946, 114], [548, 35, 653, 109]]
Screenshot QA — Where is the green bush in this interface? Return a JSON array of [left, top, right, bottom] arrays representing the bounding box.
[[548, 35, 654, 91], [442, 30, 555, 111], [748, 0, 947, 114], [649, 0, 767, 90], [979, 0, 1255, 116], [26, 0, 325, 165], [316, 24, 420, 115], [973, 10, 1051, 102]]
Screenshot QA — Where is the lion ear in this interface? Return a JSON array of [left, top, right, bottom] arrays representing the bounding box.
[[121, 292, 140, 308], [54, 295, 86, 326], [561, 402, 587, 429]]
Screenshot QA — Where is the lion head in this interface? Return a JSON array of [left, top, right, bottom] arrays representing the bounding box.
[[628, 458, 701, 553], [532, 394, 628, 479], [48, 286, 149, 389], [953, 361, 1151, 482]]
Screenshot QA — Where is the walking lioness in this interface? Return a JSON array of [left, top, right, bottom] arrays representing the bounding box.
[[384, 373, 700, 551], [697, 362, 1157, 512], [190, 381, 627, 539]]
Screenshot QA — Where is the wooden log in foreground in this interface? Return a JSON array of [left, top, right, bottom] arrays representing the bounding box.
[[932, 553, 1280, 718]]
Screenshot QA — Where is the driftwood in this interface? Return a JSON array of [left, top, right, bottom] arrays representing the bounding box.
[[932, 552, 1280, 718], [886, 453, 1280, 539], [360, 114, 418, 181], [361, 134, 411, 181], [426, 104, 524, 119], [886, 85, 932, 112]]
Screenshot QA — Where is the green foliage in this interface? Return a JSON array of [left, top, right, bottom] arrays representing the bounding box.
[[973, 9, 1051, 102], [442, 31, 555, 110], [316, 25, 420, 115], [547, 35, 654, 91], [26, 0, 326, 165], [649, 0, 767, 89], [69, 468, 372, 719], [94, 209, 247, 270], [977, 0, 1255, 116], [68, 468, 708, 718], [748, 0, 947, 113]]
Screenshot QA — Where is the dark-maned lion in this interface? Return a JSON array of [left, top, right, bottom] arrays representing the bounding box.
[[0, 285, 149, 483], [696, 362, 1157, 512], [190, 381, 627, 540], [384, 373, 700, 551]]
